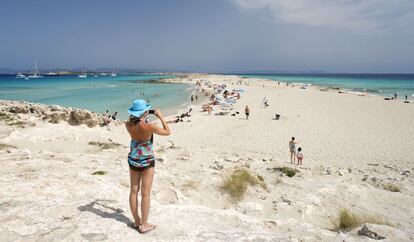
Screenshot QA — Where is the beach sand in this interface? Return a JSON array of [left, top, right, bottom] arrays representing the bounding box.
[[0, 74, 413, 241]]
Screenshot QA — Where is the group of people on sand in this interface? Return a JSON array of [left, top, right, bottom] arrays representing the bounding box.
[[199, 83, 243, 116], [289, 137, 304, 165], [392, 93, 409, 101], [190, 94, 198, 102], [167, 108, 192, 123]]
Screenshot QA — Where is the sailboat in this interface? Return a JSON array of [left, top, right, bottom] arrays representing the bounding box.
[[78, 68, 87, 78], [110, 70, 117, 77], [28, 60, 43, 78]]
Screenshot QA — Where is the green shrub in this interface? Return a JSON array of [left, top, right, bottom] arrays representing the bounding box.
[[275, 167, 297, 177]]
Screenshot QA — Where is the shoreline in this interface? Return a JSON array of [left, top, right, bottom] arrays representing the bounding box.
[[238, 75, 413, 101], [235, 74, 414, 100]]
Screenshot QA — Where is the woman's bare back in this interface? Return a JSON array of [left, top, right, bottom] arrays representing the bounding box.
[[126, 121, 152, 142]]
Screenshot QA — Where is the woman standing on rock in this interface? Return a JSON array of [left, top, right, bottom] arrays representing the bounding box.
[[126, 99, 171, 234]]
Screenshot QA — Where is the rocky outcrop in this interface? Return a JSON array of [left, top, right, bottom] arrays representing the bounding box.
[[0, 100, 106, 128]]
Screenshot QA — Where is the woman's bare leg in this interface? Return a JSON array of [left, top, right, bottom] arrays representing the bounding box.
[[140, 167, 155, 232], [129, 168, 142, 227], [290, 151, 294, 163]]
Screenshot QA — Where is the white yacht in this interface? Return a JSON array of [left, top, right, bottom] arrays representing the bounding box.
[[110, 72, 117, 77], [100, 73, 107, 76], [28, 60, 43, 78], [15, 73, 26, 78], [45, 72, 59, 76]]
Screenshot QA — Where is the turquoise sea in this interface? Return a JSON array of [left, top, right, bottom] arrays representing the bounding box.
[[1, 73, 413, 119], [0, 74, 192, 119], [240, 73, 414, 99]]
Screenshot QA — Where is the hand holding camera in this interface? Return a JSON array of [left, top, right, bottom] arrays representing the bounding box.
[[149, 109, 163, 119]]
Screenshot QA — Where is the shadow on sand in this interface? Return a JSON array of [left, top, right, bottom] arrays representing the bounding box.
[[78, 199, 133, 227]]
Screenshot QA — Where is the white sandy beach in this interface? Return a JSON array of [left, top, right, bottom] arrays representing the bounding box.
[[1, 74, 413, 241]]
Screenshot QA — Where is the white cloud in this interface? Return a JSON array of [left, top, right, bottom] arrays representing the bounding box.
[[230, 0, 414, 32]]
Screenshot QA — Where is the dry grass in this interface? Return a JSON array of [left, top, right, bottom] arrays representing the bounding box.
[[257, 175, 268, 190], [182, 180, 199, 190], [7, 121, 28, 128], [382, 183, 401, 192], [0, 112, 12, 121], [0, 143, 16, 150], [92, 171, 107, 175], [0, 114, 34, 128], [23, 167, 37, 173], [221, 169, 267, 201], [88, 141, 121, 150], [330, 208, 391, 231]]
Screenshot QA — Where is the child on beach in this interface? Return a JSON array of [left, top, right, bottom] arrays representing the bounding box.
[[105, 115, 112, 131], [297, 147, 303, 165]]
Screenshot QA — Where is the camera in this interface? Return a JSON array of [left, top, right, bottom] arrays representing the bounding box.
[[148, 110, 155, 114]]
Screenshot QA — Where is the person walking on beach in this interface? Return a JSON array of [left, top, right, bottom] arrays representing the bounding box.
[[394, 93, 397, 100], [245, 105, 250, 120], [126, 99, 171, 234], [289, 137, 299, 164], [262, 97, 268, 107], [191, 95, 194, 102]]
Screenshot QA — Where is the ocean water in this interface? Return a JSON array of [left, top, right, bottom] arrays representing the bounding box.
[[0, 74, 192, 119], [240, 74, 414, 98]]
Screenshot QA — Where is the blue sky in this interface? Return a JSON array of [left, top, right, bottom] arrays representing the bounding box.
[[1, 0, 413, 73]]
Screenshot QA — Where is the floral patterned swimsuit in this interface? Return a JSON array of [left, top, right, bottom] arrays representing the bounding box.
[[128, 137, 155, 172]]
